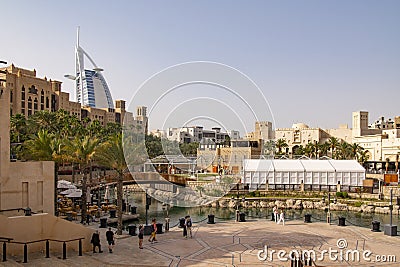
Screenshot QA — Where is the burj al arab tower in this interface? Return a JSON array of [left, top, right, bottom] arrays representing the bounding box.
[[65, 28, 114, 109]]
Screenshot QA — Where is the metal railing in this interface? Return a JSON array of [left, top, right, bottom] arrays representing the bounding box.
[[1, 237, 84, 263]]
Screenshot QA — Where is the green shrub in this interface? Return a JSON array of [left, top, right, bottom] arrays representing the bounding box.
[[336, 192, 343, 198], [342, 192, 349, 198], [354, 201, 363, 207]]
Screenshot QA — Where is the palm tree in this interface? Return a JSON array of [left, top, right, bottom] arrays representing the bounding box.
[[305, 142, 314, 158], [10, 114, 27, 143], [349, 143, 364, 161], [358, 150, 369, 164], [30, 110, 57, 133], [337, 140, 351, 160], [275, 139, 288, 156], [327, 137, 340, 159], [96, 134, 127, 234], [263, 140, 275, 158], [319, 142, 330, 158], [293, 145, 305, 157], [24, 130, 65, 215], [67, 136, 100, 224]]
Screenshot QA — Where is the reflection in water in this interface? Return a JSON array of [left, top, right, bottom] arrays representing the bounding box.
[[126, 193, 400, 232]]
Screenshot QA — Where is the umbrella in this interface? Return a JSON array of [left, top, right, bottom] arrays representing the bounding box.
[[59, 188, 79, 195], [66, 189, 82, 198], [57, 180, 77, 189]]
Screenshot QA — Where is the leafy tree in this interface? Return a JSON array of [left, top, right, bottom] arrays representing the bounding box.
[[144, 135, 163, 158], [293, 145, 305, 157], [10, 114, 27, 143], [66, 136, 100, 224], [275, 138, 288, 156], [23, 130, 65, 215], [327, 137, 340, 159], [305, 142, 315, 158], [96, 134, 126, 234], [263, 140, 275, 157], [319, 142, 330, 157], [179, 142, 199, 156], [349, 143, 364, 161], [358, 150, 369, 164]]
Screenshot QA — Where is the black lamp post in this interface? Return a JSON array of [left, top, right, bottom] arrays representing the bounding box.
[[145, 190, 151, 225]]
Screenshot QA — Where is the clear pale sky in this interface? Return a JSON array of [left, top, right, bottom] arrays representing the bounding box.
[[1, 1, 399, 133]]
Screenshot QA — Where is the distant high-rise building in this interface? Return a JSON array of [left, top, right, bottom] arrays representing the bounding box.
[[73, 27, 114, 109]]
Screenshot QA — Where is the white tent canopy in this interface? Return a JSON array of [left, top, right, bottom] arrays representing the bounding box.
[[57, 180, 77, 189], [242, 159, 365, 188]]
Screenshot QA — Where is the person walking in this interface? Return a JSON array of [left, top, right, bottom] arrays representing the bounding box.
[[138, 224, 144, 249], [106, 227, 115, 253], [183, 217, 188, 238], [185, 216, 193, 238], [277, 209, 285, 226], [273, 206, 278, 223], [148, 218, 157, 243], [91, 230, 103, 253]]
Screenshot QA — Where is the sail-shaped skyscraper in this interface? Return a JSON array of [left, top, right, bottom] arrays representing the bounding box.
[[70, 27, 114, 109]]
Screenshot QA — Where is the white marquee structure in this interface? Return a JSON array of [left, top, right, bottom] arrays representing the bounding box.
[[242, 159, 365, 189]]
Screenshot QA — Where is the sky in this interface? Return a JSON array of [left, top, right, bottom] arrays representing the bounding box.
[[1, 1, 399, 134]]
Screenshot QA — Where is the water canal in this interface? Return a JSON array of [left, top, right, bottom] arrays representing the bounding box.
[[124, 192, 400, 233]]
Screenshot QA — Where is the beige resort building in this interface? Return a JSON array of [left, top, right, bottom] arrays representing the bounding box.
[[270, 111, 400, 161], [0, 64, 111, 255], [0, 64, 148, 132]]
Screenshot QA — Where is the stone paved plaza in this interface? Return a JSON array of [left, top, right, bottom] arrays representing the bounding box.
[[1, 217, 400, 266]]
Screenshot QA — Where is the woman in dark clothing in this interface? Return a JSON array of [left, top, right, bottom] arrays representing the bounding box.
[[91, 230, 103, 253], [138, 224, 144, 249]]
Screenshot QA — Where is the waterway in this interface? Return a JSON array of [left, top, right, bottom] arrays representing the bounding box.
[[125, 192, 400, 233]]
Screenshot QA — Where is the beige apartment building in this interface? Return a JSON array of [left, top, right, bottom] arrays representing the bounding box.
[[0, 64, 147, 132], [352, 111, 400, 161], [247, 111, 400, 162], [0, 72, 55, 215]]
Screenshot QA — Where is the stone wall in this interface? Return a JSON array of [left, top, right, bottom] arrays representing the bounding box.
[[0, 213, 94, 255]]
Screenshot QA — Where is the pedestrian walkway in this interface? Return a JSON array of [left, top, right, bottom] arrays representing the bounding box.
[[1, 218, 400, 266]]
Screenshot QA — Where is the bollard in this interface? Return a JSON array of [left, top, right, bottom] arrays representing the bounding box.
[[100, 218, 107, 228], [45, 240, 50, 258], [156, 223, 163, 234], [3, 242, 6, 262], [207, 214, 215, 224], [128, 225, 137, 236], [130, 206, 137, 214], [23, 244, 27, 263], [179, 218, 185, 228], [239, 213, 246, 222], [338, 217, 346, 226], [79, 239, 82, 256], [24, 208, 31, 216], [109, 209, 116, 218], [165, 218, 170, 232], [304, 214, 311, 223], [371, 221, 380, 232], [63, 242, 66, 260]]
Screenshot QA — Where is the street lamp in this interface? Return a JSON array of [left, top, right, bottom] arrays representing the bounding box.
[[327, 193, 331, 224], [124, 186, 130, 214]]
